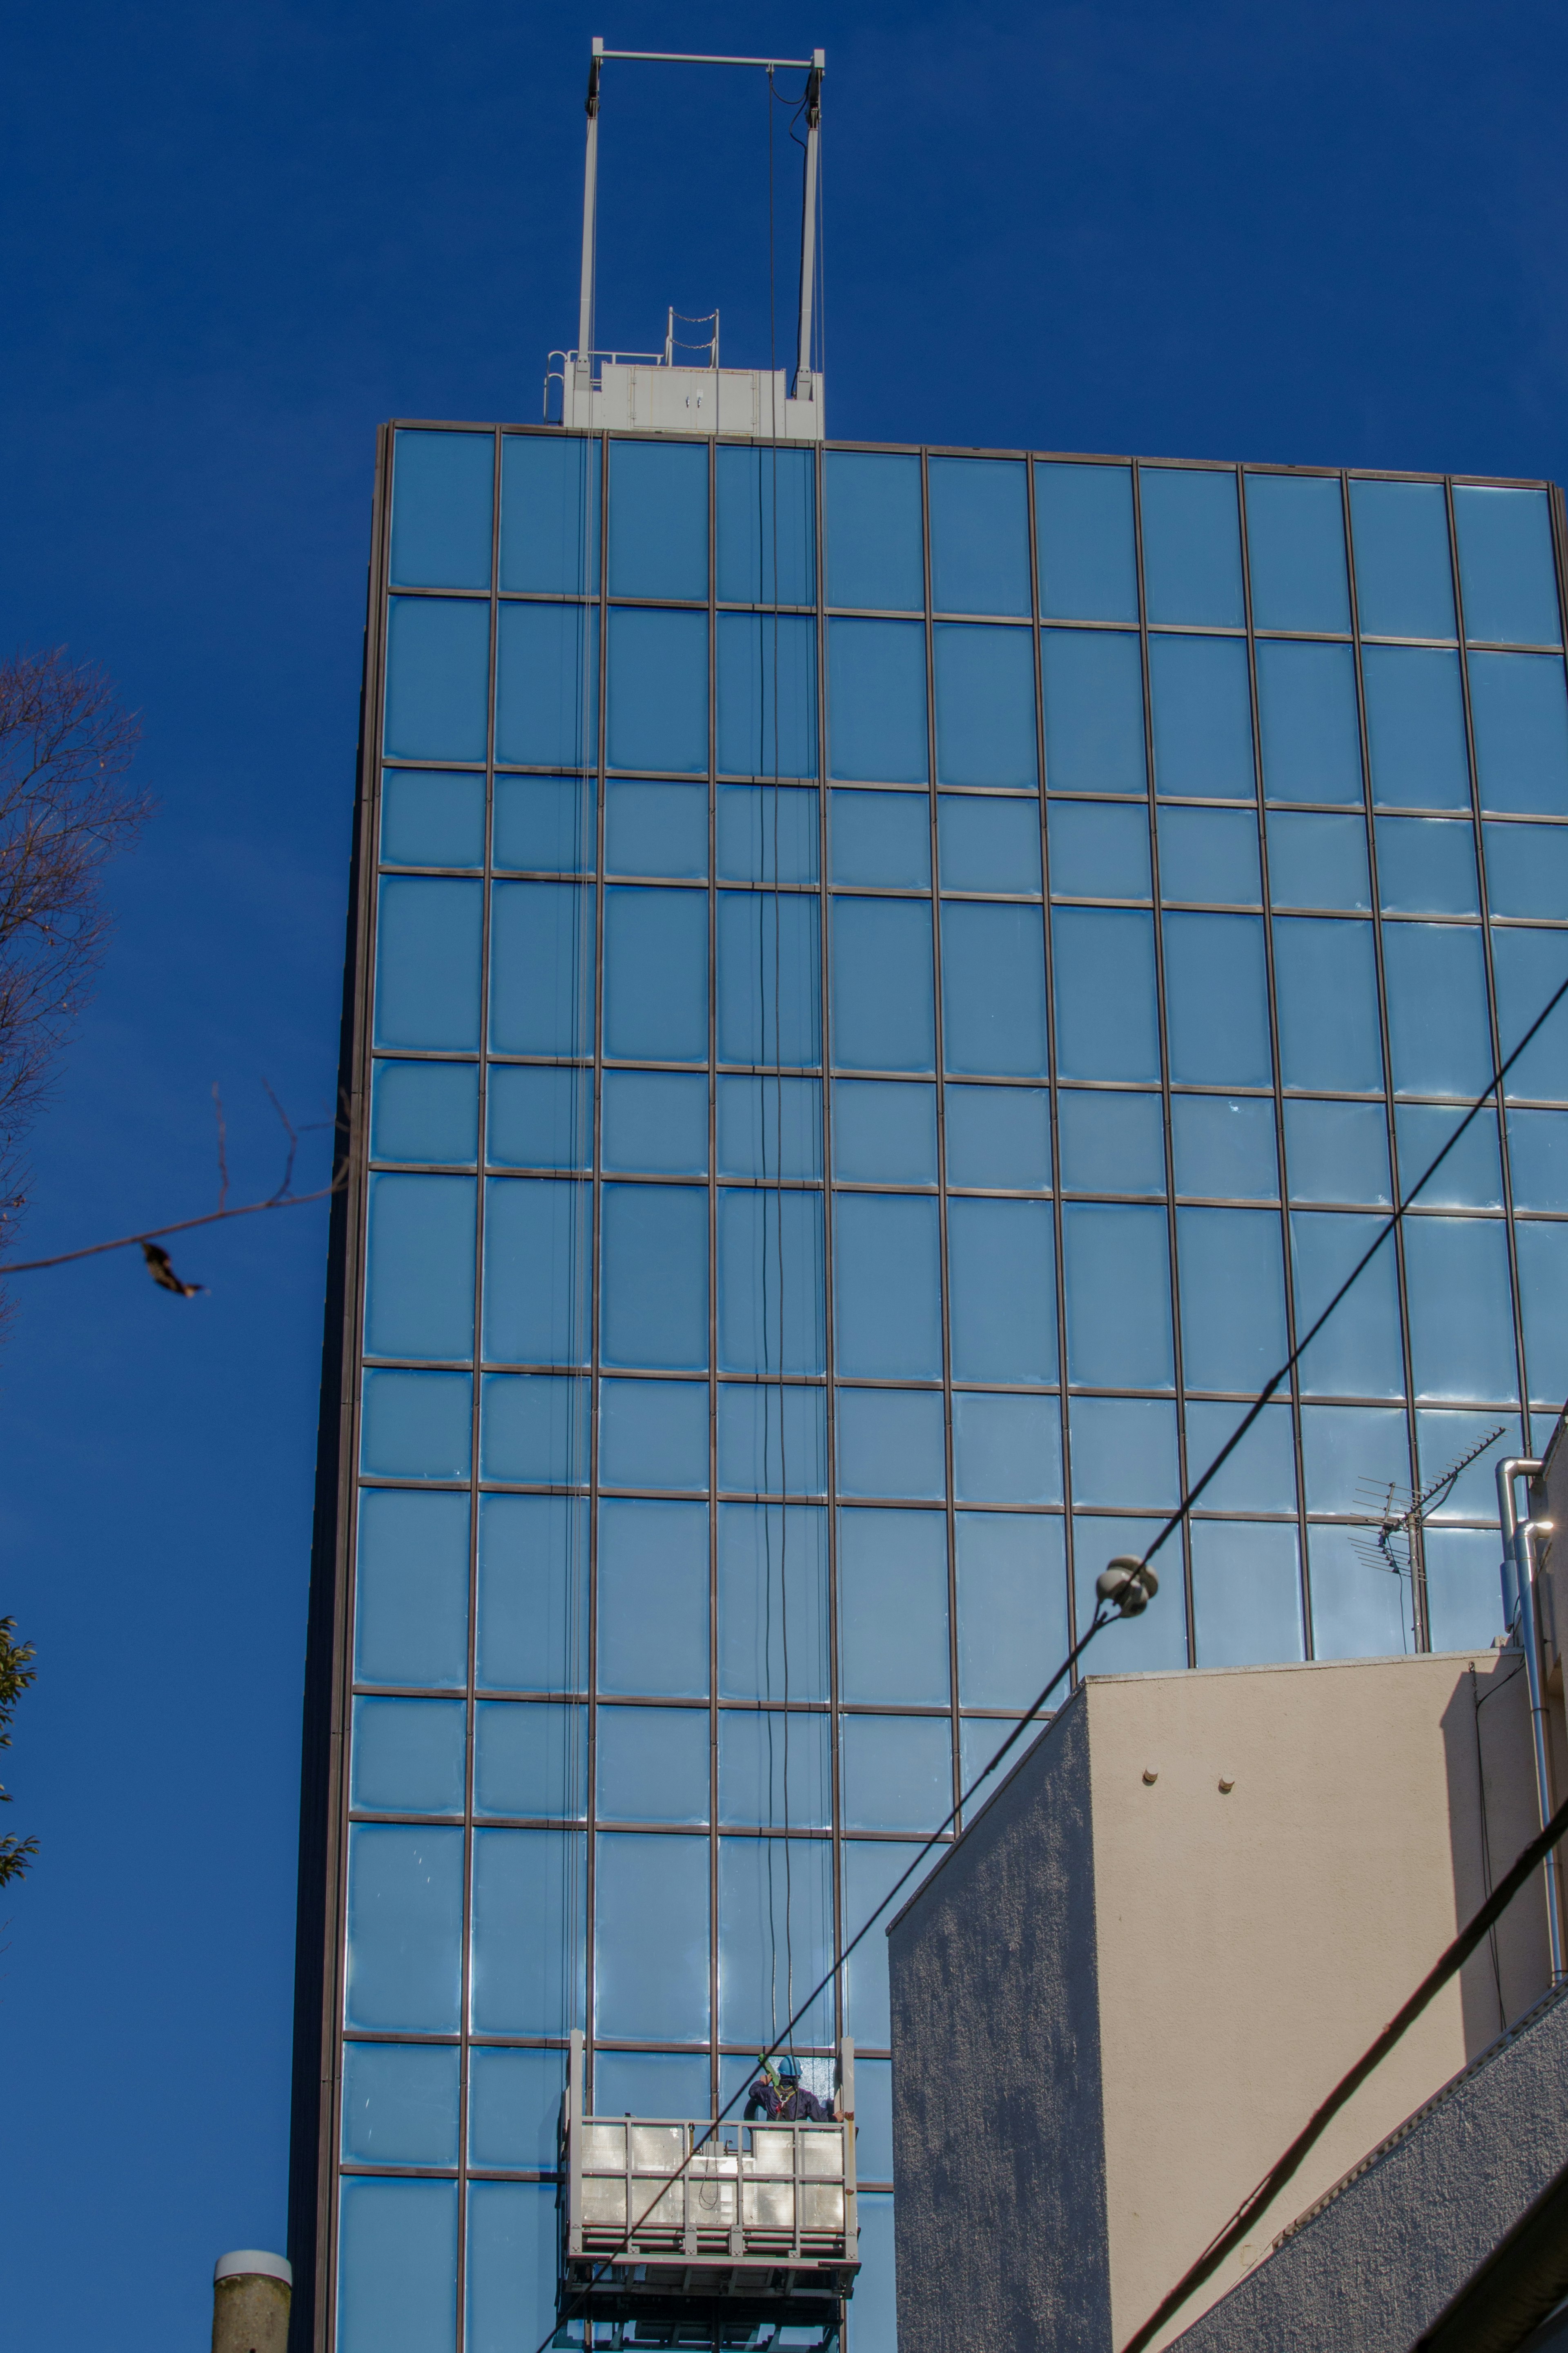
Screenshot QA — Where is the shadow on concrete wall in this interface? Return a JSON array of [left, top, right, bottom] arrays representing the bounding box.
[[1440, 1650, 1547, 2058]]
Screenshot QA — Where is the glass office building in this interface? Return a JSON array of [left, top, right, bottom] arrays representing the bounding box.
[[291, 426, 1568, 2353]]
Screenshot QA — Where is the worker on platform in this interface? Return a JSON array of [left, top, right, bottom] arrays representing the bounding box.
[[743, 2054, 835, 2123]]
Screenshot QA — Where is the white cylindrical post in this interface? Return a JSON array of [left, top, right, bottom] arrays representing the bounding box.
[[212, 2252, 291, 2353]]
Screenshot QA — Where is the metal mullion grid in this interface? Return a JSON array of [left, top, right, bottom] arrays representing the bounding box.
[[706, 435, 720, 2114], [1130, 461, 1195, 1666], [1030, 457, 1080, 1662], [1343, 471, 1430, 1650], [1236, 460, 1314, 1655], [584, 427, 610, 2105], [917, 450, 964, 1840]]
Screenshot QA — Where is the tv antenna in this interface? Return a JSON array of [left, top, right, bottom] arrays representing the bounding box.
[[1352, 1423, 1510, 1607]]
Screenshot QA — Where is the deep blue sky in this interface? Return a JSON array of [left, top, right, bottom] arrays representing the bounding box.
[[2, 3, 1566, 2345]]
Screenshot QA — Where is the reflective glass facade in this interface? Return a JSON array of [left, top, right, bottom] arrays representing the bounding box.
[[294, 427, 1568, 2353]]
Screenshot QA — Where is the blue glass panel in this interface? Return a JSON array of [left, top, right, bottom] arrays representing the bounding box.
[[1272, 918, 1384, 1092], [500, 433, 599, 594], [470, 1825, 586, 2034], [1417, 1410, 1522, 1521], [1266, 810, 1371, 910], [717, 615, 819, 781], [1362, 646, 1471, 809], [1508, 1109, 1568, 1209], [392, 429, 493, 589], [468, 2047, 566, 2171], [1047, 799, 1151, 900], [372, 1060, 480, 1167], [492, 774, 595, 874], [1350, 479, 1457, 639], [494, 601, 598, 768], [1052, 907, 1161, 1082], [855, 2057, 895, 2183], [476, 1493, 589, 1692], [828, 619, 928, 784], [1396, 1103, 1502, 1209], [716, 444, 815, 605], [608, 438, 707, 600], [718, 1711, 831, 1827], [952, 1393, 1063, 1504], [601, 1070, 708, 1175], [355, 1488, 470, 1691], [955, 1512, 1068, 1707], [835, 1387, 947, 1499], [830, 787, 931, 886], [1163, 911, 1272, 1086], [466, 2183, 558, 2353], [595, 2051, 712, 2126], [948, 1197, 1057, 1381], [488, 879, 595, 1057], [1157, 805, 1261, 903], [1454, 486, 1561, 646], [1191, 1522, 1303, 1668], [717, 784, 819, 884], [842, 1840, 940, 2043], [841, 1715, 952, 1832], [1470, 652, 1568, 816], [717, 1390, 830, 1500], [603, 885, 708, 1062], [1140, 467, 1244, 625], [361, 1370, 472, 1481], [1069, 1396, 1179, 1507], [1172, 1095, 1278, 1200], [607, 607, 708, 774], [1402, 1218, 1517, 1399], [598, 1377, 709, 1490], [1184, 1398, 1295, 1511], [1283, 1099, 1391, 1204], [1383, 923, 1491, 1097], [604, 778, 707, 879], [824, 451, 924, 611], [928, 456, 1030, 616], [718, 1834, 833, 2043], [830, 897, 935, 1072], [933, 627, 1038, 789], [837, 1506, 949, 1703], [486, 1065, 591, 1173], [1036, 462, 1138, 623], [717, 1503, 830, 1697], [834, 1193, 943, 1377], [1062, 1204, 1174, 1387], [1485, 819, 1568, 918], [937, 793, 1042, 892], [342, 2040, 461, 2166], [717, 891, 822, 1068], [833, 1078, 937, 1183], [595, 1831, 710, 2039], [338, 2179, 457, 2353], [1376, 815, 1478, 914], [717, 1075, 822, 1179], [1071, 1516, 1188, 1672], [946, 1084, 1051, 1190], [597, 1499, 709, 1696], [1425, 1528, 1507, 1650], [375, 877, 483, 1052], [1256, 641, 1361, 805], [1308, 1523, 1414, 1661], [1515, 1221, 1568, 1404], [600, 1184, 708, 1370], [345, 1823, 463, 2030], [385, 597, 490, 763], [1150, 635, 1255, 799], [1492, 926, 1568, 1101], [482, 1177, 590, 1366], [597, 1705, 708, 1824], [1291, 1214, 1404, 1396], [718, 1189, 827, 1375], [1177, 1207, 1287, 1390], [1041, 630, 1147, 795], [1244, 473, 1351, 634], [1058, 1089, 1165, 1195], [942, 901, 1048, 1076], [479, 1373, 589, 1485], [472, 1698, 586, 1821], [352, 1697, 467, 1815], [1299, 1403, 1410, 1511], [381, 769, 486, 868]]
